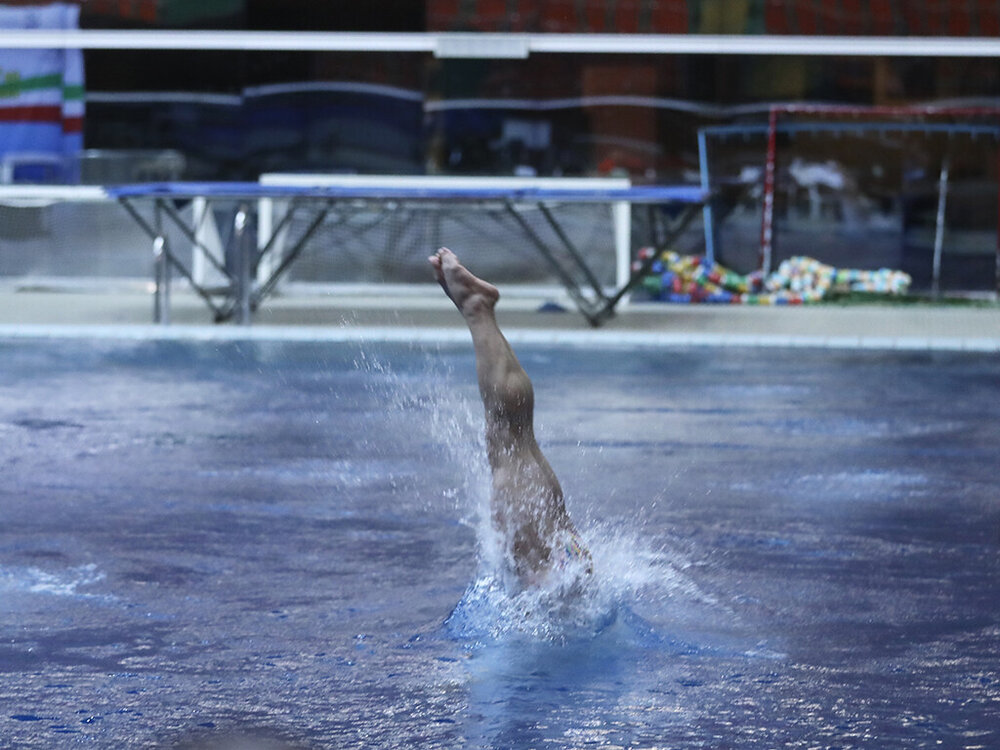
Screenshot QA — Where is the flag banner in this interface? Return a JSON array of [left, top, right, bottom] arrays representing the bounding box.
[[0, 3, 84, 176]]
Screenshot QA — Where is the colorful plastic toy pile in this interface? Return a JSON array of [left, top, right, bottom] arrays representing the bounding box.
[[634, 249, 911, 305]]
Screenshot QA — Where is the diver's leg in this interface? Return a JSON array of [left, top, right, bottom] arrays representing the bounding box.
[[428, 247, 534, 448], [430, 247, 588, 584]]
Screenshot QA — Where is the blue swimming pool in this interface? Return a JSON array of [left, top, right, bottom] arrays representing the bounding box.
[[1, 337, 998, 748]]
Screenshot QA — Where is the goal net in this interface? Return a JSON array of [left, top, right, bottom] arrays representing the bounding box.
[[700, 105, 1000, 293]]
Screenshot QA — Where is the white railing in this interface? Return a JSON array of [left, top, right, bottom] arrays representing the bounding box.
[[0, 30, 998, 58]]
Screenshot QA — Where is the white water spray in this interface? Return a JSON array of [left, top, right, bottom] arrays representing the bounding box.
[[354, 344, 715, 644]]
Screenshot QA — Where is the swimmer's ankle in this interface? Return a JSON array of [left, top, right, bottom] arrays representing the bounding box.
[[459, 287, 500, 318]]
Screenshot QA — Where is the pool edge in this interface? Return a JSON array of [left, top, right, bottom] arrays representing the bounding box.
[[0, 323, 997, 352]]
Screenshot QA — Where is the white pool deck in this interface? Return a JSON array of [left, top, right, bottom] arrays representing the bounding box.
[[0, 281, 998, 351]]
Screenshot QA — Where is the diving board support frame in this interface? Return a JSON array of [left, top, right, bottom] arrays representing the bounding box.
[[597, 198, 708, 318], [250, 199, 333, 310], [233, 205, 251, 325], [153, 203, 168, 324], [257, 172, 637, 292], [502, 199, 604, 323], [153, 235, 168, 324], [117, 196, 233, 322], [109, 180, 709, 326], [537, 201, 607, 298], [118, 193, 338, 324], [254, 173, 649, 326]]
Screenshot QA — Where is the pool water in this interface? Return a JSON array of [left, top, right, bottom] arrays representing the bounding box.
[[1, 337, 998, 748]]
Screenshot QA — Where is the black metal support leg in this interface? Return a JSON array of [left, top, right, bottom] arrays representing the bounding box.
[[120, 197, 230, 323], [502, 200, 602, 325], [537, 202, 608, 304], [592, 200, 707, 322], [251, 201, 333, 309]]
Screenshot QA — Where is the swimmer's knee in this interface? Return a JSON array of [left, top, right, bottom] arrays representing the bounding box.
[[500, 369, 533, 414]]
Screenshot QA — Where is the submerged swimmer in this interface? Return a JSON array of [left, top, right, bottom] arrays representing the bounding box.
[[429, 247, 591, 589]]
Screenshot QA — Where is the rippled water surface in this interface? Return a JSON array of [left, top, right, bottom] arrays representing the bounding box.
[[1, 338, 998, 748]]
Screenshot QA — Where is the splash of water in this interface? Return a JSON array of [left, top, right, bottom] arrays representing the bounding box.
[[354, 343, 491, 523], [354, 345, 716, 645], [444, 520, 719, 645], [0, 563, 106, 598]]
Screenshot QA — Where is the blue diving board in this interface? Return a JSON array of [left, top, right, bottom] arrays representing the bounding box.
[[107, 181, 706, 205]]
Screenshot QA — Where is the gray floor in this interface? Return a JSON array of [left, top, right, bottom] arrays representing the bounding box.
[[0, 281, 998, 353]]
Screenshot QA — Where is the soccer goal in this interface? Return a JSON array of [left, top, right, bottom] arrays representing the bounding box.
[[699, 104, 1000, 294]]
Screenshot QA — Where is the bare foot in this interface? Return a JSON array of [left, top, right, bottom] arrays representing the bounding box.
[[428, 247, 499, 317]]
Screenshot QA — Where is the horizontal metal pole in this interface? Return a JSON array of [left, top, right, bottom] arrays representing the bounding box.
[[701, 122, 1000, 137], [528, 33, 1000, 57], [0, 185, 110, 205], [0, 30, 436, 52], [0, 30, 997, 58]]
